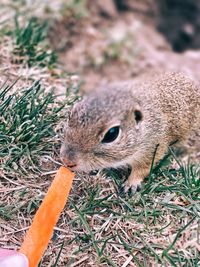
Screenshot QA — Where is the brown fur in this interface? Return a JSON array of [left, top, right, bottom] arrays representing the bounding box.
[[61, 72, 200, 192]]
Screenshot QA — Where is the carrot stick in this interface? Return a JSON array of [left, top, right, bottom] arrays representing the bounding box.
[[20, 166, 74, 267]]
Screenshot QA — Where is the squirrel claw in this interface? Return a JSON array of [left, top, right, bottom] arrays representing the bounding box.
[[119, 180, 142, 197]]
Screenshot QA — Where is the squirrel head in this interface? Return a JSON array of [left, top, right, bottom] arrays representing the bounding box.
[[60, 84, 143, 172]]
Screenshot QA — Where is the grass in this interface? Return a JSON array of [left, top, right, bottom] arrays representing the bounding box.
[[61, 0, 88, 19], [0, 76, 79, 225], [13, 16, 57, 68], [63, 152, 200, 266], [104, 33, 139, 64], [0, 79, 64, 174]]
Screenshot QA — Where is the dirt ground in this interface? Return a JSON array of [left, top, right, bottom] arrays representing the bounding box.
[[50, 1, 200, 93]]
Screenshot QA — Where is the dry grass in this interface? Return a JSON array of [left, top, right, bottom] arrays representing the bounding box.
[[0, 1, 199, 267]]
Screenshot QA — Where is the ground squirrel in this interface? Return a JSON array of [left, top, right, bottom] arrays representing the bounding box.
[[60, 72, 200, 193]]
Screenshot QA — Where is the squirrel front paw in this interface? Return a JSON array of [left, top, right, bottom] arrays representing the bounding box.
[[119, 165, 151, 196], [119, 178, 142, 196]]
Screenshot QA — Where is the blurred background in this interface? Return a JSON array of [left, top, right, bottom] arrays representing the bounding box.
[[1, 0, 200, 93], [49, 0, 200, 92]]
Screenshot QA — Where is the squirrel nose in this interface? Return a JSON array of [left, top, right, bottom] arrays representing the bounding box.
[[62, 158, 77, 169]]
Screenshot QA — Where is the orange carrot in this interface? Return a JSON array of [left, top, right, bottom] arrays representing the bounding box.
[[20, 166, 74, 267]]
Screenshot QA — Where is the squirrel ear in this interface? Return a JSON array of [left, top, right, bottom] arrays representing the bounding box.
[[134, 109, 143, 124]]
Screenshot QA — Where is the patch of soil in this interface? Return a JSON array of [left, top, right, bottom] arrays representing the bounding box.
[[49, 1, 200, 95], [156, 0, 200, 52]]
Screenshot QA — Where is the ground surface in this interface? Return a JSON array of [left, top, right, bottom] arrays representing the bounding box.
[[0, 1, 199, 267]]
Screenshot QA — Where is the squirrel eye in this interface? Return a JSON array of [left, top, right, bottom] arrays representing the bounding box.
[[101, 126, 120, 143]]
